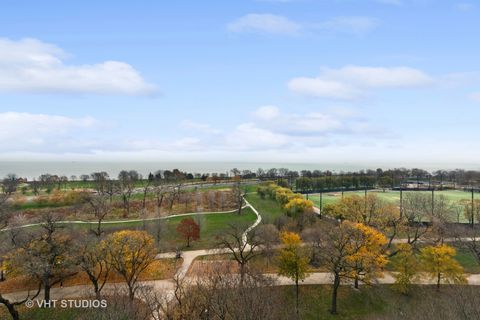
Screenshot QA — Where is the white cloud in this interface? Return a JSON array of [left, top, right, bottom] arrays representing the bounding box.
[[317, 16, 378, 35], [0, 112, 97, 151], [288, 77, 362, 100], [252, 105, 281, 120], [0, 38, 156, 95], [224, 123, 290, 150], [251, 106, 356, 136], [181, 120, 221, 134], [0, 106, 384, 162], [469, 92, 480, 102], [284, 112, 343, 134], [289, 65, 433, 99], [227, 14, 300, 35]]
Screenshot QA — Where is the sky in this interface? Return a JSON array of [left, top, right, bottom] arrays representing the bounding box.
[[0, 0, 479, 168]]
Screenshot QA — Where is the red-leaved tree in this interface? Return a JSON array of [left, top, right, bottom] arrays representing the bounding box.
[[176, 218, 200, 247]]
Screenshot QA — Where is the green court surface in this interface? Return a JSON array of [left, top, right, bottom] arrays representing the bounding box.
[[306, 190, 475, 205], [306, 190, 476, 223]]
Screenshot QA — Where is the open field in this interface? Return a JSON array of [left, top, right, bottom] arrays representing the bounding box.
[[0, 208, 257, 251], [158, 208, 257, 250], [244, 193, 284, 223]]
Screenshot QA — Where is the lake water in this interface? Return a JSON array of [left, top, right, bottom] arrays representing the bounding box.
[[0, 161, 377, 180], [1, 161, 477, 180]]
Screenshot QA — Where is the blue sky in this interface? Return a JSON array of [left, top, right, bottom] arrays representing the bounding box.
[[0, 0, 479, 167]]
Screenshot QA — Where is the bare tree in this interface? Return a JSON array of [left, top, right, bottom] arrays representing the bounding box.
[[402, 193, 431, 248], [0, 175, 15, 228], [216, 223, 263, 285], [0, 285, 41, 320], [140, 178, 152, 216], [232, 181, 245, 214], [9, 213, 78, 303], [118, 170, 140, 216], [143, 267, 281, 320], [152, 181, 171, 216], [256, 224, 279, 267], [90, 171, 110, 195], [0, 177, 43, 320], [77, 235, 111, 299], [83, 193, 111, 237]]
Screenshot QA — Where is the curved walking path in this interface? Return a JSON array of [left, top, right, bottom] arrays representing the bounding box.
[[0, 206, 248, 232], [242, 197, 262, 245], [156, 197, 262, 278]]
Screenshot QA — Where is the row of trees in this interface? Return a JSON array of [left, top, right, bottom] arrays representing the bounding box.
[[257, 183, 316, 230]]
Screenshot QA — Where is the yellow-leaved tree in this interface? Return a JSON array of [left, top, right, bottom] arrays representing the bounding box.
[[277, 231, 310, 317], [346, 222, 388, 288], [420, 244, 466, 290], [103, 230, 156, 300], [285, 198, 315, 230], [321, 221, 388, 314], [391, 243, 418, 295], [284, 198, 314, 217]]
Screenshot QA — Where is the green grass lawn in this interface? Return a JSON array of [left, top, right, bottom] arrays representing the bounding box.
[[72, 208, 256, 250], [1, 209, 257, 251], [385, 244, 480, 274], [160, 207, 257, 250], [244, 193, 284, 224], [0, 307, 83, 320], [279, 284, 480, 319], [450, 246, 480, 273]]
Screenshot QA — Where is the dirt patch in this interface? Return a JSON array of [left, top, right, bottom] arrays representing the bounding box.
[[187, 260, 239, 277]]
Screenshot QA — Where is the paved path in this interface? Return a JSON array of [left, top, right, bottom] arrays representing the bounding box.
[[242, 198, 262, 245], [156, 249, 229, 278], [155, 198, 262, 278], [0, 206, 248, 232]]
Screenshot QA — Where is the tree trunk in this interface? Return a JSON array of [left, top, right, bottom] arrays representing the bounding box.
[[240, 263, 246, 286], [92, 278, 101, 300], [5, 303, 19, 320], [238, 196, 243, 215], [44, 284, 51, 306], [331, 273, 340, 314], [128, 284, 135, 301], [96, 220, 102, 237], [295, 277, 299, 318], [437, 272, 441, 290]]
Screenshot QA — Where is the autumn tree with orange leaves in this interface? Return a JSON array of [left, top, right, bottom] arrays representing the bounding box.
[[176, 218, 200, 248]]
